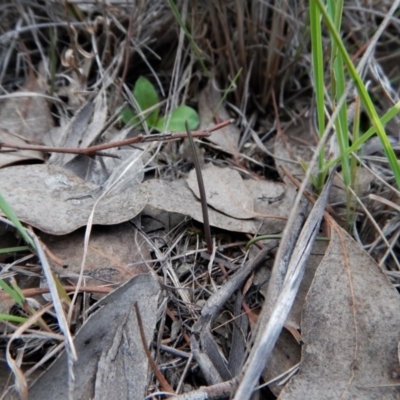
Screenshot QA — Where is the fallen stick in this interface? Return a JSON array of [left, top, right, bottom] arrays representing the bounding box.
[[0, 119, 234, 157]]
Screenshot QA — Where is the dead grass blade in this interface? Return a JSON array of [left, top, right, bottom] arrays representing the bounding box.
[[234, 170, 335, 400]]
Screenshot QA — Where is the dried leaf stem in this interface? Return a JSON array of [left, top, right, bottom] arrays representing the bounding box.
[[0, 119, 234, 158], [134, 302, 175, 395], [185, 120, 213, 253]]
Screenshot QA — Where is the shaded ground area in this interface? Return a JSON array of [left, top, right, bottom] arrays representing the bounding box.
[[1, 2, 400, 399]]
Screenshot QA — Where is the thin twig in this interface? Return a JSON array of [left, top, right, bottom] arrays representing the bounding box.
[[0, 119, 234, 157], [185, 120, 213, 254], [134, 302, 175, 395], [0, 285, 114, 301]]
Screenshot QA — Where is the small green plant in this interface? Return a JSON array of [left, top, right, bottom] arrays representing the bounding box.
[[0, 191, 70, 328], [309, 0, 400, 230], [121, 76, 200, 132]]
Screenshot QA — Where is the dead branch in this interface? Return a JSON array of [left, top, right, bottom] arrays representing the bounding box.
[[0, 119, 235, 158]]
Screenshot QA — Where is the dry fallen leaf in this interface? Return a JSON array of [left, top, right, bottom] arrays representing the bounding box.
[[0, 164, 148, 235], [0, 128, 44, 168], [143, 178, 291, 234], [198, 79, 240, 153], [187, 164, 254, 219], [28, 273, 160, 400], [0, 74, 53, 167], [261, 241, 328, 397], [280, 224, 400, 400], [273, 117, 316, 180], [62, 88, 108, 167], [40, 223, 150, 299], [244, 178, 294, 221], [0, 75, 54, 145], [47, 101, 94, 166]]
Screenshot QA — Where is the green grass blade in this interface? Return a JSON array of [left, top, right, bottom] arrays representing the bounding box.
[[0, 191, 34, 248], [309, 1, 327, 188], [0, 246, 30, 254], [213, 68, 242, 117], [0, 314, 28, 323], [327, 0, 350, 187], [314, 0, 400, 188], [168, 0, 210, 77], [324, 100, 400, 171], [0, 279, 24, 307]]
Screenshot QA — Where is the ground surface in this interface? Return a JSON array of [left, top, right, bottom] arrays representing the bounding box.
[[1, 2, 400, 399]]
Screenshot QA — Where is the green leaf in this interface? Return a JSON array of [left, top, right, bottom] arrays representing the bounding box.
[[120, 107, 138, 126], [133, 76, 160, 126], [155, 105, 199, 132]]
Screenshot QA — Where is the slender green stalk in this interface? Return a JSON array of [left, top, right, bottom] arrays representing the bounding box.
[[0, 279, 24, 307], [246, 234, 330, 251], [328, 0, 350, 184], [168, 0, 210, 77], [314, 0, 400, 189], [347, 95, 361, 230], [309, 1, 326, 190], [0, 246, 30, 254], [0, 314, 28, 323], [324, 100, 400, 171], [213, 68, 242, 117], [0, 191, 35, 248]]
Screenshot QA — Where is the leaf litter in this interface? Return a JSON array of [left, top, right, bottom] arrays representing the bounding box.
[[280, 224, 400, 400], [1, 2, 400, 400], [0, 164, 147, 235], [39, 223, 150, 300], [187, 164, 255, 219], [28, 273, 161, 400], [198, 78, 241, 154], [144, 177, 290, 235], [0, 72, 52, 167]]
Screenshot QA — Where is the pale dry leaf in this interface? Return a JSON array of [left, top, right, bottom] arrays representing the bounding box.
[[244, 178, 294, 220], [56, 57, 93, 109], [64, 147, 144, 193], [101, 148, 144, 194], [280, 225, 400, 400], [47, 101, 94, 165], [198, 79, 240, 153], [0, 128, 44, 168], [273, 117, 315, 180], [187, 164, 254, 219], [0, 164, 148, 235], [28, 273, 160, 400], [234, 171, 332, 400], [0, 76, 53, 145], [50, 87, 108, 166], [40, 223, 150, 299], [143, 179, 290, 234], [261, 241, 328, 397], [0, 75, 52, 167]]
